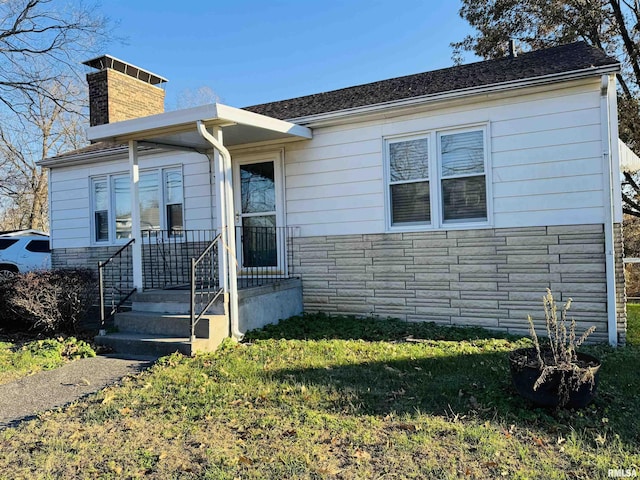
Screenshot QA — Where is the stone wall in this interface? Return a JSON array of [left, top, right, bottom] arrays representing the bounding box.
[[614, 222, 627, 345], [52, 245, 126, 275], [291, 224, 623, 343]]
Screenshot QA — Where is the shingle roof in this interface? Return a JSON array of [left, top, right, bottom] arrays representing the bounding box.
[[244, 42, 618, 120], [47, 140, 154, 161], [45, 42, 618, 163]]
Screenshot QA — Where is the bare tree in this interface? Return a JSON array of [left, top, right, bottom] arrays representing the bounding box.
[[173, 86, 220, 110], [0, 0, 108, 119], [0, 0, 110, 230], [0, 80, 85, 230]]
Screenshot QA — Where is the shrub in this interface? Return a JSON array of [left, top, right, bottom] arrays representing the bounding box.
[[0, 269, 96, 333]]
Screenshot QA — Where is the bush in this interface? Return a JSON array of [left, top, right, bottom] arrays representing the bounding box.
[[0, 269, 96, 333]]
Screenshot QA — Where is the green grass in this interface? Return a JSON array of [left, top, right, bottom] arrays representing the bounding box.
[[0, 314, 638, 479], [626, 303, 640, 346], [0, 336, 96, 385]]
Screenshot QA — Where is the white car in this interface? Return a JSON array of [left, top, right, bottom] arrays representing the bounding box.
[[0, 230, 51, 276]]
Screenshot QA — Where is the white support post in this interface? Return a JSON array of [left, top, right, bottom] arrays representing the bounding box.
[[212, 134, 228, 293], [129, 140, 143, 290]]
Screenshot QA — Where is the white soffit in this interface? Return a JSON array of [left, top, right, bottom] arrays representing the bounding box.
[[87, 103, 312, 149]]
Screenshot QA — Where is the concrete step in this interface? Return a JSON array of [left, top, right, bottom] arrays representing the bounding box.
[[131, 289, 225, 315], [96, 313, 230, 357], [114, 311, 227, 338], [94, 332, 221, 357]]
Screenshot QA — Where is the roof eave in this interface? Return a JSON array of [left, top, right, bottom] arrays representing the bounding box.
[[287, 63, 621, 127], [86, 103, 312, 145], [38, 145, 161, 168]]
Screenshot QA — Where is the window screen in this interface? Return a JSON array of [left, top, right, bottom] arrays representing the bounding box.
[[388, 138, 430, 225], [440, 130, 487, 222]]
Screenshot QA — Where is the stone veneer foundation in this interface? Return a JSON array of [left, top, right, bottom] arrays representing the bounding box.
[[51, 223, 627, 345], [290, 224, 626, 344]]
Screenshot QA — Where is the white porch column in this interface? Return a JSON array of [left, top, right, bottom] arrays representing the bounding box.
[[128, 140, 143, 290], [212, 132, 228, 293]]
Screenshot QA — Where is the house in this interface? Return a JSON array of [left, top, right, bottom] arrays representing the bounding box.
[[39, 42, 629, 354]]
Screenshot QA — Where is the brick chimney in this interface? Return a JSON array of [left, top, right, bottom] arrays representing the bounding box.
[[83, 55, 168, 127]]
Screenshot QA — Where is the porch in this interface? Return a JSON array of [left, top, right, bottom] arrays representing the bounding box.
[[85, 102, 312, 354], [95, 227, 303, 356]]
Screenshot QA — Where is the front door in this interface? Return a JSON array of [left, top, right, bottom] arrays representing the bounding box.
[[233, 153, 284, 274]]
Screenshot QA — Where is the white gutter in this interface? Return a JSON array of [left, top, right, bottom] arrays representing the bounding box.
[[601, 74, 618, 347], [196, 121, 243, 341]]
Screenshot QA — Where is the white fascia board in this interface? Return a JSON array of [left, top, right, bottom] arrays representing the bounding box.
[[38, 145, 162, 168], [87, 104, 222, 142], [216, 104, 312, 139], [289, 65, 621, 127], [87, 102, 312, 143]]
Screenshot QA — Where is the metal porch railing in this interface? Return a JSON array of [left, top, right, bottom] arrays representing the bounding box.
[[98, 239, 135, 329], [142, 229, 218, 290], [235, 225, 297, 288], [190, 233, 224, 341]]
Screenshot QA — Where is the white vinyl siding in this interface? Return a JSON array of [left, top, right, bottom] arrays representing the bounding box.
[[48, 78, 610, 246], [49, 151, 213, 249], [281, 79, 605, 236]]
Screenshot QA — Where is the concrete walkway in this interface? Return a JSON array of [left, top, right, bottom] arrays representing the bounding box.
[[0, 354, 156, 429]]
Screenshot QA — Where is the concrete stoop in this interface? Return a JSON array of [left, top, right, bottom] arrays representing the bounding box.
[[95, 290, 229, 357]]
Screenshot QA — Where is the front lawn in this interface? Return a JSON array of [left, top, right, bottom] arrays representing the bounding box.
[[0, 336, 96, 385], [626, 303, 640, 346], [0, 314, 637, 478]]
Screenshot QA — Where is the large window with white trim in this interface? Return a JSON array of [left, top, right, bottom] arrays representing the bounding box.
[[91, 167, 183, 243], [386, 126, 489, 229]]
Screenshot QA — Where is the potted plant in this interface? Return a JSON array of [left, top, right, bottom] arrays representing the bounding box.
[[509, 289, 601, 408]]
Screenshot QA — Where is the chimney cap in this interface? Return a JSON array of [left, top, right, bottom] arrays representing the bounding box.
[[83, 54, 168, 85]]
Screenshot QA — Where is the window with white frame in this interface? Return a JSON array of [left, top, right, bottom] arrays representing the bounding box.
[[387, 126, 488, 228], [388, 137, 431, 225], [91, 167, 184, 243]]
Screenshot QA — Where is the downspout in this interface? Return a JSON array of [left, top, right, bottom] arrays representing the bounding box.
[[196, 121, 243, 341], [600, 74, 618, 347]]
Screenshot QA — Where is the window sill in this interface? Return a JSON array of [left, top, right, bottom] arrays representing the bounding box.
[[387, 220, 493, 233]]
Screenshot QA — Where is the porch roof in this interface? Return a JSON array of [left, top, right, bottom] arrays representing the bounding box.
[[86, 102, 312, 151]]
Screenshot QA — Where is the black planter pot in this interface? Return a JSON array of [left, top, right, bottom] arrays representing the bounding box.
[[509, 347, 601, 408]]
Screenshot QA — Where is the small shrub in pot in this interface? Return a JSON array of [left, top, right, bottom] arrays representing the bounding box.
[[509, 289, 601, 408]]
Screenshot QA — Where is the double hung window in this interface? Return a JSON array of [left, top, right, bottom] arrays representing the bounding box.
[[387, 126, 489, 229], [91, 167, 183, 243]]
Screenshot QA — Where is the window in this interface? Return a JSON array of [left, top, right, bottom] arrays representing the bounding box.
[[439, 130, 487, 223], [93, 179, 109, 241], [91, 167, 184, 243], [386, 126, 488, 229], [0, 239, 18, 250], [26, 240, 50, 253], [164, 169, 184, 233], [388, 137, 430, 225]]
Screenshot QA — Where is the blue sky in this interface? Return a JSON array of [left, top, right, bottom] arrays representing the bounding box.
[[105, 1, 478, 109]]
